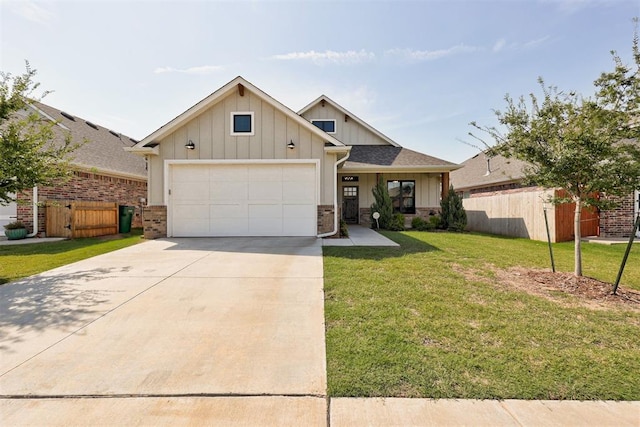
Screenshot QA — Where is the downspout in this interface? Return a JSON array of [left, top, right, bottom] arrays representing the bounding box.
[[318, 151, 350, 238], [26, 186, 38, 237]]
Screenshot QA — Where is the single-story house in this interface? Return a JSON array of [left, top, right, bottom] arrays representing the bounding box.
[[127, 76, 460, 238], [450, 151, 639, 242], [6, 102, 147, 235]]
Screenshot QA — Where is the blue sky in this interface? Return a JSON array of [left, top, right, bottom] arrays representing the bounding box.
[[1, 0, 638, 163]]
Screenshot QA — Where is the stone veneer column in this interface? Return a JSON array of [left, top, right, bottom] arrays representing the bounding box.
[[317, 205, 336, 235], [143, 205, 167, 239]]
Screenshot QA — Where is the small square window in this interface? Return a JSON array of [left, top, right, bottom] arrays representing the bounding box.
[[311, 120, 336, 134], [231, 112, 254, 136]]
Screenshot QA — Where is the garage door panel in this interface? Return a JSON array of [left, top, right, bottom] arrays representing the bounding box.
[[174, 204, 209, 220], [249, 181, 282, 202], [210, 182, 248, 202], [210, 217, 249, 235], [173, 166, 209, 182], [210, 203, 247, 218], [210, 165, 248, 182], [249, 165, 282, 182], [249, 217, 283, 235], [283, 165, 315, 181], [171, 163, 317, 237], [283, 182, 316, 203], [173, 181, 209, 201], [173, 219, 210, 236]]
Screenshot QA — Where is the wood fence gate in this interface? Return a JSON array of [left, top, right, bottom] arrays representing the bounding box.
[[46, 200, 118, 238]]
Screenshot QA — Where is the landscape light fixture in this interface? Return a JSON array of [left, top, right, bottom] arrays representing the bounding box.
[[287, 140, 295, 149], [185, 140, 195, 150]]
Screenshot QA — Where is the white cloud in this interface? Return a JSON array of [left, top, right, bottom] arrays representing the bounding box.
[[153, 65, 223, 75], [523, 36, 550, 49], [10, 1, 54, 25], [385, 44, 481, 61], [271, 49, 375, 65], [493, 39, 507, 53]]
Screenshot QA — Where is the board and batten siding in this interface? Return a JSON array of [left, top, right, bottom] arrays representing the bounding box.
[[338, 173, 442, 209], [148, 91, 335, 205], [302, 103, 389, 146]]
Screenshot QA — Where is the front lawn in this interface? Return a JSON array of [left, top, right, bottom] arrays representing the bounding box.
[[0, 230, 144, 284], [323, 231, 640, 400]]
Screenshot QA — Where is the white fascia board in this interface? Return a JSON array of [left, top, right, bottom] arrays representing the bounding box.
[[324, 145, 351, 154], [124, 146, 160, 156]]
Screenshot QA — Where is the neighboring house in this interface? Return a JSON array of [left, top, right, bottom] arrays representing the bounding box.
[[127, 76, 460, 238], [11, 102, 147, 235], [450, 151, 638, 242]]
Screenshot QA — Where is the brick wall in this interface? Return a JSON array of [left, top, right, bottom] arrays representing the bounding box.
[[16, 171, 147, 235], [142, 205, 167, 239], [317, 205, 335, 235], [600, 193, 637, 238]]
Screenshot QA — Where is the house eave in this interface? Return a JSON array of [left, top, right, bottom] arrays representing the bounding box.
[[341, 165, 462, 174], [72, 164, 147, 181], [124, 146, 160, 156]]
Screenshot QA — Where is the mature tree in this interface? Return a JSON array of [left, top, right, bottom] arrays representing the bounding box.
[[0, 62, 78, 205], [471, 25, 640, 276]]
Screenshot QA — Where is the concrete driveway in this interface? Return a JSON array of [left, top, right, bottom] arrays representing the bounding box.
[[0, 237, 327, 425]]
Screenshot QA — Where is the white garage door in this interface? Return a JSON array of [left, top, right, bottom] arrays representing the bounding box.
[[169, 162, 318, 237]]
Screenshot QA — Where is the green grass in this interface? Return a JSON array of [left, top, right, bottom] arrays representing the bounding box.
[[323, 231, 640, 400], [0, 229, 144, 284]]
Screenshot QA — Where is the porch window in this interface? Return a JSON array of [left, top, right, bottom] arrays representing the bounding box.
[[311, 120, 336, 134], [388, 180, 415, 214]]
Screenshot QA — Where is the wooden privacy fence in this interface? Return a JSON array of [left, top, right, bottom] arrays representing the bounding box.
[[46, 200, 118, 238]]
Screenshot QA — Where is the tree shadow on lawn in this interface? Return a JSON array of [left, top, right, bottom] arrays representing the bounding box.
[[323, 231, 440, 261]]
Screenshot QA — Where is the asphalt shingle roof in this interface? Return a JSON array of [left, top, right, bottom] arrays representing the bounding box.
[[344, 145, 458, 169], [32, 102, 147, 179], [449, 151, 527, 191]]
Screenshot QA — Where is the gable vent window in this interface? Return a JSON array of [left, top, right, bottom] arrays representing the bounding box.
[[231, 112, 254, 136], [311, 120, 336, 134]]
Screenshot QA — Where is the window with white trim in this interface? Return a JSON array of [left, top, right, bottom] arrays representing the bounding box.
[[231, 112, 254, 136], [311, 119, 336, 134]]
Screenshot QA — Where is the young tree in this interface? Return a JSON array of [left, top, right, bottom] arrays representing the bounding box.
[[440, 185, 467, 232], [0, 62, 78, 205], [370, 175, 393, 229], [471, 26, 640, 276]]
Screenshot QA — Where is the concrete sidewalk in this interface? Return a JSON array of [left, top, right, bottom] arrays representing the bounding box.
[[322, 225, 399, 247]]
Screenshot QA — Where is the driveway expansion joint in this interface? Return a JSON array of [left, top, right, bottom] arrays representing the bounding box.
[[0, 393, 327, 400]]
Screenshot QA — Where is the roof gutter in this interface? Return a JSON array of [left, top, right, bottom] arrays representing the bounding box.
[[318, 148, 351, 239]]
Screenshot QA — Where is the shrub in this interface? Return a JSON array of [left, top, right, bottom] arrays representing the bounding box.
[[411, 216, 434, 231], [3, 221, 26, 230], [388, 213, 405, 231], [429, 215, 442, 229], [339, 219, 349, 238]]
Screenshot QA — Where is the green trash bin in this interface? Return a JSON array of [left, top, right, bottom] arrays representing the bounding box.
[[119, 205, 135, 233]]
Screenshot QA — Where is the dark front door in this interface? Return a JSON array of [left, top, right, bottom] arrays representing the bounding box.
[[343, 186, 359, 224]]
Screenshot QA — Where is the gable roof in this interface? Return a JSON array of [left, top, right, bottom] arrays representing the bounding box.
[[31, 102, 147, 179], [342, 145, 461, 173], [130, 76, 347, 154], [298, 95, 401, 147], [450, 151, 528, 191]]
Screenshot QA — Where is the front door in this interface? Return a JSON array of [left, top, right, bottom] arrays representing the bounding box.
[[343, 186, 359, 224]]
